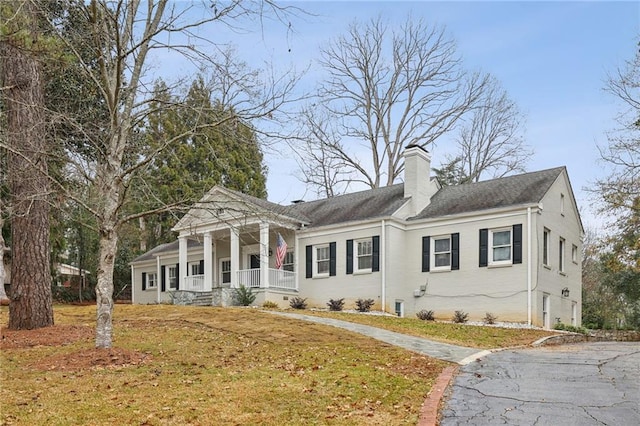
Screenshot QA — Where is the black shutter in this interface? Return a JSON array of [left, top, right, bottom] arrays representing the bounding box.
[[346, 239, 353, 275], [199, 259, 204, 275], [329, 242, 337, 277], [372, 236, 380, 272], [161, 266, 166, 292], [175, 263, 179, 289], [175, 264, 180, 290], [422, 236, 430, 272], [479, 229, 488, 267], [305, 245, 312, 278], [451, 233, 460, 270], [513, 224, 523, 264], [142, 272, 147, 290]]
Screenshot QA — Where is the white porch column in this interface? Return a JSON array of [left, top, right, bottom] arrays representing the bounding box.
[[204, 231, 213, 291], [230, 228, 239, 289], [178, 236, 188, 290], [260, 223, 269, 289]]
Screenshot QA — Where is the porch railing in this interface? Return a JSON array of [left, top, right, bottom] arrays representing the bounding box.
[[183, 274, 208, 292], [237, 268, 296, 290], [269, 269, 296, 290]]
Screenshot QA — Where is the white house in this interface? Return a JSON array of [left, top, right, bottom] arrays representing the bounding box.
[[131, 145, 583, 328]]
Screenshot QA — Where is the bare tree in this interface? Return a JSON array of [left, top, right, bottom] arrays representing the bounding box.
[[296, 16, 488, 194], [293, 106, 357, 198], [598, 40, 640, 216], [24, 0, 302, 348], [454, 76, 531, 183], [1, 0, 54, 328]]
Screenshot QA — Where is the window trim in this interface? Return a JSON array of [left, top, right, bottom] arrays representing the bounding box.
[[543, 228, 551, 267], [220, 257, 231, 284], [147, 272, 157, 289], [489, 228, 512, 266], [314, 244, 331, 278], [571, 244, 578, 264], [354, 238, 373, 273], [282, 251, 294, 272], [431, 235, 452, 271], [559, 237, 566, 274], [167, 266, 177, 290]]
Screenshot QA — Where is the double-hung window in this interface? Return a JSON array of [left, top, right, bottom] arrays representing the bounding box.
[[220, 259, 231, 284], [315, 245, 330, 276], [479, 225, 522, 267], [168, 266, 177, 289], [491, 229, 512, 264], [305, 243, 336, 278], [543, 228, 551, 266], [422, 234, 459, 272], [283, 252, 295, 272], [433, 236, 451, 269], [147, 272, 157, 289], [356, 239, 373, 272], [559, 238, 566, 273], [346, 236, 379, 274]]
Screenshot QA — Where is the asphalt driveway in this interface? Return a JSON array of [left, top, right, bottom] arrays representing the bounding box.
[[439, 342, 640, 425]]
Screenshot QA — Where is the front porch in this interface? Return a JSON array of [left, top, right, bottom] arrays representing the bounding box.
[[182, 268, 296, 292]]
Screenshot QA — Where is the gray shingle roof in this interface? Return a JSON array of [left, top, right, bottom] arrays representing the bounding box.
[[130, 239, 201, 263], [284, 184, 408, 228], [411, 167, 565, 220]]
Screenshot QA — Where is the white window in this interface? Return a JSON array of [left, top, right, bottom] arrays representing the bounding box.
[[432, 236, 451, 270], [190, 262, 201, 276], [490, 228, 511, 264], [315, 245, 330, 277], [283, 251, 294, 272], [355, 239, 373, 272], [543, 228, 550, 266], [560, 193, 565, 216], [220, 258, 231, 284], [572, 244, 578, 264], [559, 238, 566, 273], [394, 300, 404, 317], [167, 266, 177, 289], [147, 272, 157, 289]]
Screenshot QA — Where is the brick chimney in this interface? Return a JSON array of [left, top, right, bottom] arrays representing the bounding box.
[[403, 144, 435, 216]]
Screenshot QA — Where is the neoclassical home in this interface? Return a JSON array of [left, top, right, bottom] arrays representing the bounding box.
[[131, 145, 584, 327]]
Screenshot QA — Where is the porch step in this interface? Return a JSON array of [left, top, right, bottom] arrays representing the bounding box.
[[191, 292, 213, 307]]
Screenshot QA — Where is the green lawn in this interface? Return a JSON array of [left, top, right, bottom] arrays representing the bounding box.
[[299, 310, 559, 349]]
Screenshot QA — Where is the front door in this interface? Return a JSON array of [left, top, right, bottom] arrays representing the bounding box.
[[250, 254, 260, 269], [542, 294, 550, 329], [250, 254, 260, 286]]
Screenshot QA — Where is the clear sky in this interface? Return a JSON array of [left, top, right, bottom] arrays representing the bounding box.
[[173, 1, 640, 232]]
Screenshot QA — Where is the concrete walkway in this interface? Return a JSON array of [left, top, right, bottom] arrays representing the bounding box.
[[269, 311, 486, 364]]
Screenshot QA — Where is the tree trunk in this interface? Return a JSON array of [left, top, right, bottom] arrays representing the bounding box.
[[95, 226, 118, 348], [0, 223, 9, 305], [1, 1, 54, 329]]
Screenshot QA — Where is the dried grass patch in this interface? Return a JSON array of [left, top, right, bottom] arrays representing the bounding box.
[[0, 304, 449, 426]]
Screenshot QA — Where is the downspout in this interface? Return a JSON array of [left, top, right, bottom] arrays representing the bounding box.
[[381, 220, 386, 313], [130, 264, 135, 304], [156, 255, 161, 304], [527, 207, 532, 326], [294, 230, 299, 292]]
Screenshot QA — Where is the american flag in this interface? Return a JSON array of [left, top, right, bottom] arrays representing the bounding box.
[[274, 233, 287, 270]]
